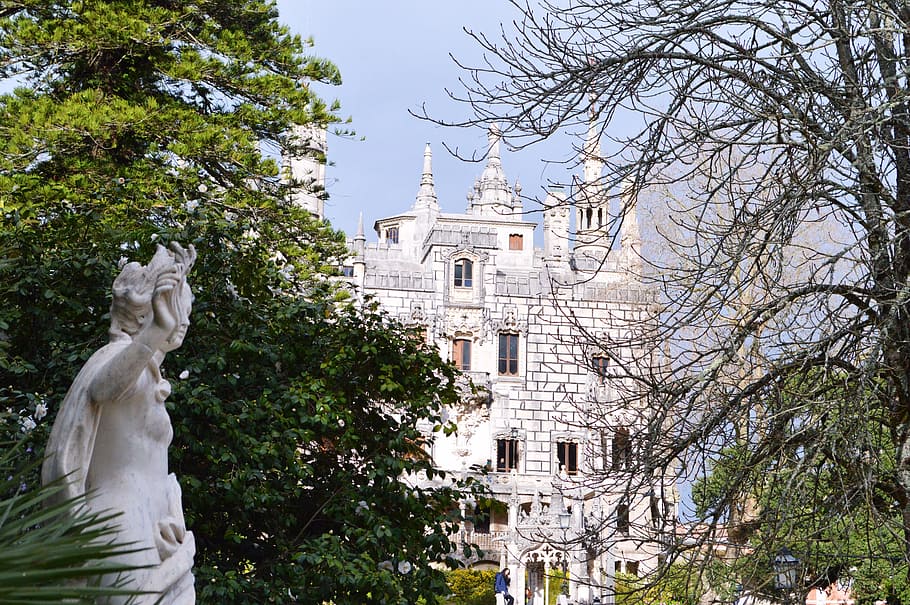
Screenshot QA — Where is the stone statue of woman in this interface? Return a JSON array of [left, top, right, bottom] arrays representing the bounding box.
[[42, 242, 197, 604]]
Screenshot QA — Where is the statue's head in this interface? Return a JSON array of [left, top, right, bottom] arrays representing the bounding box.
[[110, 242, 196, 341]]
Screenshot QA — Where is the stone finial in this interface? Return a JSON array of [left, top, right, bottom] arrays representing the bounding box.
[[414, 142, 438, 210], [471, 125, 514, 215]]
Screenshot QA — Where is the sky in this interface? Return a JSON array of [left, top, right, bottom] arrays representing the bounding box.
[[278, 1, 577, 240]]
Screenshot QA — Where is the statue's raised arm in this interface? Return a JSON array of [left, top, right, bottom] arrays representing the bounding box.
[[42, 242, 197, 605]]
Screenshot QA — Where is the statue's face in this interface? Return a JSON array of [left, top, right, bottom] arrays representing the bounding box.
[[165, 280, 194, 351]]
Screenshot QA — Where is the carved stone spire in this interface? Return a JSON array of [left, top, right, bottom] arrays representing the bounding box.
[[414, 143, 438, 210], [471, 124, 514, 216]]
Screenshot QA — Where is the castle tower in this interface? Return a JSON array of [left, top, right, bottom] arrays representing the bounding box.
[[573, 108, 611, 254], [284, 124, 327, 219], [543, 188, 570, 260]]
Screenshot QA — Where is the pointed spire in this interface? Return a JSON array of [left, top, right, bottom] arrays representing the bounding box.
[[471, 124, 513, 215], [488, 124, 502, 166], [414, 142, 438, 210], [355, 211, 365, 240], [353, 211, 366, 256], [583, 104, 603, 186]]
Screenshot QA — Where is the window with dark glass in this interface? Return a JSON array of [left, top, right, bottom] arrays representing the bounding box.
[[453, 338, 472, 371], [592, 355, 609, 380], [341, 265, 355, 277], [612, 427, 632, 470], [498, 333, 519, 376], [385, 226, 399, 244], [509, 233, 524, 250], [556, 441, 578, 475], [454, 259, 473, 287], [617, 500, 630, 535], [626, 561, 639, 577], [496, 438, 519, 472]]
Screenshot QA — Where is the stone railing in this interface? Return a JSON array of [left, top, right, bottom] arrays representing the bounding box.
[[452, 530, 509, 562]]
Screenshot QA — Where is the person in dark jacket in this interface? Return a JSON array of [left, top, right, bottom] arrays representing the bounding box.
[[494, 568, 515, 605]]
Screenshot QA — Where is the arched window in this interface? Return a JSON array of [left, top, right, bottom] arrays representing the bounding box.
[[585, 208, 593, 229], [597, 207, 603, 227], [509, 233, 524, 250], [453, 258, 473, 287], [384, 226, 399, 244], [592, 355, 609, 381]]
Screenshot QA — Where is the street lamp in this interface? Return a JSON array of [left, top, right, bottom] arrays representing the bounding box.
[[773, 547, 800, 600]]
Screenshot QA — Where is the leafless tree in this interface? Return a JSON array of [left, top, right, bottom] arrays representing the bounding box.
[[430, 0, 910, 595]]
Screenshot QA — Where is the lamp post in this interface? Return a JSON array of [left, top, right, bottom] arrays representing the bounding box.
[[773, 547, 800, 604]]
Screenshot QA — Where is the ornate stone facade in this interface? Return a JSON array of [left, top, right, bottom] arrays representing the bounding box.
[[290, 127, 678, 605]]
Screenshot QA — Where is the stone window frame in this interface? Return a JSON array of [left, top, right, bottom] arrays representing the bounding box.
[[552, 431, 584, 476]]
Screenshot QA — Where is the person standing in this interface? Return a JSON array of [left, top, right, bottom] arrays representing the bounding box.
[[495, 568, 515, 605]]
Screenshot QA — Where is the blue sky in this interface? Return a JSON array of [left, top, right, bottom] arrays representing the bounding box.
[[279, 1, 577, 239]]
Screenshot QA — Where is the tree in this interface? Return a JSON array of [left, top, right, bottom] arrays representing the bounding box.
[[0, 1, 476, 601], [430, 0, 910, 595]]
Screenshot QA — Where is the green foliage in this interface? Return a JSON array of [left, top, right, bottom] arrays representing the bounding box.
[[0, 1, 479, 602], [615, 567, 701, 605], [446, 569, 496, 605]]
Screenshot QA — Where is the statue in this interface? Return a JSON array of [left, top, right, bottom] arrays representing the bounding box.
[[42, 242, 197, 604]]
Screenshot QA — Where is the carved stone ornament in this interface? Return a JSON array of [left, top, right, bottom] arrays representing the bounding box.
[[42, 243, 197, 604]]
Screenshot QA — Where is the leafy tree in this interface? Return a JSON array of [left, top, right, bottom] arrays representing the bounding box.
[[445, 569, 496, 605], [0, 1, 477, 602], [429, 0, 910, 596]]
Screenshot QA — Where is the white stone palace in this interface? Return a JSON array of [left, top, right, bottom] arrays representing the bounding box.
[[287, 124, 678, 605]]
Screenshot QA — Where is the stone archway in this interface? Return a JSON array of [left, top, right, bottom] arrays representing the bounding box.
[[521, 544, 570, 605]]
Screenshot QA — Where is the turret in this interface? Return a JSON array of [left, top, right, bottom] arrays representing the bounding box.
[[468, 125, 517, 218], [284, 124, 327, 219], [543, 188, 570, 261]]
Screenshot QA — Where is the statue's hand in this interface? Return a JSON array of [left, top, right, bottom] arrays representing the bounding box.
[[137, 270, 182, 352], [155, 515, 187, 560]]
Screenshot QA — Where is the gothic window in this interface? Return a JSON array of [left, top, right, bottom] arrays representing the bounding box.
[[556, 441, 578, 475], [597, 207, 604, 227], [385, 226, 399, 244], [496, 438, 519, 472], [616, 500, 630, 535], [585, 208, 593, 229], [454, 258, 473, 287], [612, 427, 632, 471], [592, 355, 609, 380], [498, 332, 519, 376], [509, 233, 524, 250], [453, 338, 472, 371]]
